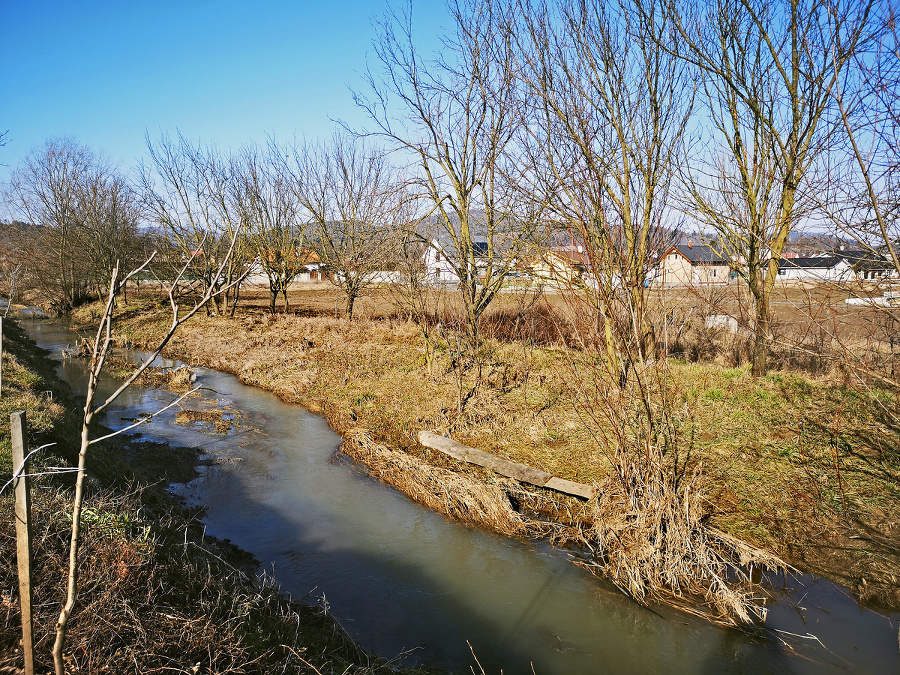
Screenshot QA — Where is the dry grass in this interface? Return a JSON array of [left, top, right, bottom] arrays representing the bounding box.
[[174, 407, 237, 434], [344, 430, 550, 538], [0, 487, 412, 674], [0, 318, 427, 673], [95, 288, 900, 618], [584, 456, 787, 625]]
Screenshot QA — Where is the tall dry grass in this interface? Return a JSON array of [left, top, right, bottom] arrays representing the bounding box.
[[108, 292, 900, 621], [344, 430, 552, 538], [565, 348, 787, 625]]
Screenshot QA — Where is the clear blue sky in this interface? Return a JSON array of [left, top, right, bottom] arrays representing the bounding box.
[[0, 0, 448, 185]]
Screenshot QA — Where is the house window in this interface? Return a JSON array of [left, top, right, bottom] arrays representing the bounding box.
[[710, 269, 717, 278]]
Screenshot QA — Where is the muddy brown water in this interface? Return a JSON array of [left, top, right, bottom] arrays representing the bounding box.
[[25, 318, 900, 674]]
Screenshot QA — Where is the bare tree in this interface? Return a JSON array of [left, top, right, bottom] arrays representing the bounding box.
[[0, 260, 23, 317], [282, 134, 400, 320], [232, 145, 305, 313], [507, 0, 786, 624], [670, 0, 877, 376], [78, 169, 146, 302], [140, 133, 253, 316], [519, 0, 694, 370], [6, 138, 143, 313], [355, 0, 542, 344], [823, 0, 899, 274], [385, 196, 455, 373]]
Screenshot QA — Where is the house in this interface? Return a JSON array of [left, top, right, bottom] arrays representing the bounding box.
[[776, 250, 898, 282], [776, 256, 847, 281], [836, 249, 897, 281], [294, 250, 325, 282], [244, 249, 324, 285], [423, 239, 492, 284], [526, 245, 590, 285], [656, 244, 732, 285]]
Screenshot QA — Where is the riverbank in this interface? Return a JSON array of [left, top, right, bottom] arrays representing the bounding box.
[[88, 294, 900, 616], [0, 317, 429, 673]]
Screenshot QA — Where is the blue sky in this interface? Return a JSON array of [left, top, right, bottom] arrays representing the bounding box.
[[0, 1, 448, 185]]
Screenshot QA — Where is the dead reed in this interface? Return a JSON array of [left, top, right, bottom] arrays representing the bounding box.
[[585, 463, 788, 625], [567, 351, 789, 625]]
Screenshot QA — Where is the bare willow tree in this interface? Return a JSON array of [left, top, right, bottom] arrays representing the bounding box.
[[510, 0, 787, 625], [385, 194, 458, 373], [78, 169, 147, 303], [519, 0, 693, 367], [670, 0, 877, 376], [140, 133, 253, 316], [7, 138, 144, 312], [778, 0, 900, 390], [355, 0, 542, 344], [281, 134, 399, 321], [232, 145, 305, 313]]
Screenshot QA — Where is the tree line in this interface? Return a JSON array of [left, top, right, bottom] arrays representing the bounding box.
[[2, 0, 897, 378]]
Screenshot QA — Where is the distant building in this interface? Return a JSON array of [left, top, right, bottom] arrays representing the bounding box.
[[526, 245, 590, 285], [776, 250, 897, 282], [656, 243, 732, 285], [244, 249, 324, 285], [776, 256, 846, 281], [837, 249, 897, 280], [423, 239, 492, 284]]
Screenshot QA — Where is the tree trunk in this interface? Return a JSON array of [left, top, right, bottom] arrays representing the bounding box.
[[464, 310, 478, 347], [346, 293, 356, 321], [751, 294, 770, 377], [52, 419, 91, 675], [230, 282, 240, 317], [462, 277, 480, 347]]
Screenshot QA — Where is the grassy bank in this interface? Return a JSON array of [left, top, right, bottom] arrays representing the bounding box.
[[94, 292, 900, 615], [0, 317, 426, 673]]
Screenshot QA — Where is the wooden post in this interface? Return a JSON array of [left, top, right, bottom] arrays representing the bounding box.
[[1, 316, 4, 397], [12, 410, 34, 675]]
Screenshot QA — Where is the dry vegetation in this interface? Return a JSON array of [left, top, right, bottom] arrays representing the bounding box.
[[0, 488, 410, 674], [0, 317, 428, 673], [91, 283, 900, 620]]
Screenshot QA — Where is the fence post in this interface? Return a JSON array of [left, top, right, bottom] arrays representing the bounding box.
[[1, 316, 4, 397], [12, 410, 34, 675]]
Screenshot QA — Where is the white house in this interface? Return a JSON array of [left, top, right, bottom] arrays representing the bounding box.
[[776, 251, 897, 282], [776, 256, 848, 281], [423, 239, 492, 284]]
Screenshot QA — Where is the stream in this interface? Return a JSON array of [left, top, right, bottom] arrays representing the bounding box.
[[23, 317, 900, 674]]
